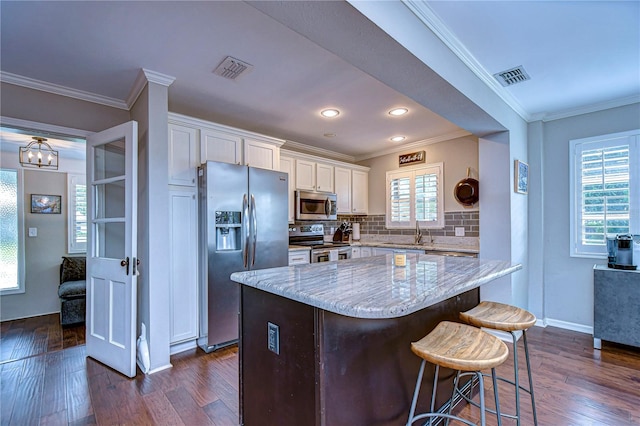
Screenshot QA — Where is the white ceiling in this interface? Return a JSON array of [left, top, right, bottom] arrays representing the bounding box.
[[1, 1, 638, 160]]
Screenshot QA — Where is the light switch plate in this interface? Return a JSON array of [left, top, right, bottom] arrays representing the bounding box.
[[267, 322, 280, 355], [28, 228, 37, 237], [455, 227, 465, 237]]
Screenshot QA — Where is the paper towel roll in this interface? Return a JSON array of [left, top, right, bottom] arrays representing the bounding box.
[[352, 223, 360, 241]]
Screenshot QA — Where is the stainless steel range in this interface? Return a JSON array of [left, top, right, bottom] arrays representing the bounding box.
[[289, 224, 351, 263]]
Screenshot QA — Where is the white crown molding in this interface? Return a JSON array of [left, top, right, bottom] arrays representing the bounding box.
[[535, 94, 640, 122], [0, 115, 92, 138], [402, 1, 532, 122], [355, 129, 472, 162], [0, 71, 128, 110], [282, 140, 356, 163], [126, 68, 176, 108]]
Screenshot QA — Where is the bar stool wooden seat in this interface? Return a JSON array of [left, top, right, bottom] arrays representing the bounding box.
[[407, 321, 509, 426], [460, 301, 538, 426]]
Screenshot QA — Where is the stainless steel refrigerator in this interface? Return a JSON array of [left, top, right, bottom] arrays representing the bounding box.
[[198, 161, 289, 352]]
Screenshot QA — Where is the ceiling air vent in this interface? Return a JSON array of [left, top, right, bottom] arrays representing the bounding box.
[[213, 56, 253, 80], [493, 66, 530, 87]]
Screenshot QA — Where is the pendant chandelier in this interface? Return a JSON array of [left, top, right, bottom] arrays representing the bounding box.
[[18, 136, 59, 169]]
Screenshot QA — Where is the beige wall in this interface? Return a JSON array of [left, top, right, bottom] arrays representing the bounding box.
[[359, 135, 479, 215], [0, 82, 129, 321], [1, 82, 130, 132], [1, 170, 67, 320]]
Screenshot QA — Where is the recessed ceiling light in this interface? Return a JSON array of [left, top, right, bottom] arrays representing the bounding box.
[[388, 108, 408, 116], [324, 133, 336, 138], [320, 109, 340, 118], [390, 136, 406, 142]]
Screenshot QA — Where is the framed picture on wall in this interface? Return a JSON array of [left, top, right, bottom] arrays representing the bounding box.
[[514, 160, 528, 194], [31, 194, 62, 214]]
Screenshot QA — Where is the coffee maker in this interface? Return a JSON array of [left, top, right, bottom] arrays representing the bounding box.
[[607, 234, 638, 270]]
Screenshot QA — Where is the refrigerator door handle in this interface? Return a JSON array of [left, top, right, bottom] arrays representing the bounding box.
[[250, 194, 257, 267], [243, 193, 249, 268]]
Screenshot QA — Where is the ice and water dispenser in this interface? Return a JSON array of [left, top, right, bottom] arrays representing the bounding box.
[[215, 211, 241, 251]]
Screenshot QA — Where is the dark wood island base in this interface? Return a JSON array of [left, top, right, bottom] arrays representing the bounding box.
[[240, 285, 479, 425]]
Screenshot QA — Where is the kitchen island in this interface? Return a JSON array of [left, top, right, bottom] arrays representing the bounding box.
[[231, 253, 521, 426]]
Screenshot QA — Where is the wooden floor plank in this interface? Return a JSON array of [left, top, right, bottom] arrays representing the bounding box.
[[166, 386, 216, 426], [142, 390, 186, 426], [66, 369, 94, 423], [1, 314, 639, 425], [41, 351, 67, 418]]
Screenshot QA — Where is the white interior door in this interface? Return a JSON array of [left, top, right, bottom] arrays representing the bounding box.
[[85, 121, 138, 378]]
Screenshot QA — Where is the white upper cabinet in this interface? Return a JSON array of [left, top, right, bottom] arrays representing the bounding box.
[[352, 169, 369, 215], [200, 128, 242, 165], [169, 113, 284, 171], [279, 155, 296, 223], [295, 159, 316, 191], [295, 159, 335, 193], [244, 138, 280, 171], [168, 123, 197, 186], [335, 166, 352, 214], [316, 163, 334, 193], [283, 149, 369, 214]]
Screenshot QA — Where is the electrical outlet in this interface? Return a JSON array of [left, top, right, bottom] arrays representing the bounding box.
[[455, 227, 465, 237], [28, 228, 37, 237], [267, 322, 280, 355]]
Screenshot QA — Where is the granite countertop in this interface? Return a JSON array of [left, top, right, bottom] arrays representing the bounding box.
[[231, 253, 521, 319], [288, 245, 311, 252]]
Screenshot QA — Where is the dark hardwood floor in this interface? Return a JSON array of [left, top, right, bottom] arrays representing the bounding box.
[[0, 314, 85, 363], [1, 314, 638, 425]]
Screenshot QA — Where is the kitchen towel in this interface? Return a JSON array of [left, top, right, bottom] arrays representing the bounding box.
[[329, 249, 339, 261], [352, 223, 360, 241]]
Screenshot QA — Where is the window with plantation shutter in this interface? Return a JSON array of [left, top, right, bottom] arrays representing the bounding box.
[[386, 163, 444, 229], [570, 130, 639, 257], [68, 174, 87, 253]]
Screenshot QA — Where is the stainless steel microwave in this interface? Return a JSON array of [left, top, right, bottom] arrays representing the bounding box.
[[295, 190, 337, 221]]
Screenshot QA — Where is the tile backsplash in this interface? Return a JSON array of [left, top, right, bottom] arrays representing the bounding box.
[[294, 211, 479, 238]]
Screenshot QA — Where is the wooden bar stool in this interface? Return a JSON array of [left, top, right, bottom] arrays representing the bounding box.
[[460, 301, 538, 426], [407, 321, 509, 426]]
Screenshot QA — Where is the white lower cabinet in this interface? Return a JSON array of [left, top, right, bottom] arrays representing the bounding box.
[[288, 250, 310, 265], [169, 188, 198, 344], [351, 247, 361, 259], [360, 247, 373, 258]]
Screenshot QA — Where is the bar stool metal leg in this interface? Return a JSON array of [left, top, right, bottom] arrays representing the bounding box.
[[523, 330, 538, 426], [510, 331, 521, 426]]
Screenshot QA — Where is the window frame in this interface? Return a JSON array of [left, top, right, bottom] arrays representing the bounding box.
[[67, 173, 87, 254], [385, 162, 444, 229], [0, 168, 25, 295], [569, 129, 640, 258]]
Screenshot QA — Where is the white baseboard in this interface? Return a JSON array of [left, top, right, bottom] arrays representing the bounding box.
[[0, 310, 59, 322], [145, 362, 173, 375], [170, 339, 197, 355], [542, 318, 593, 335]]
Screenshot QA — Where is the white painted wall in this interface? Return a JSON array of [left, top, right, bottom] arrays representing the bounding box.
[[532, 102, 640, 331], [130, 79, 172, 373]]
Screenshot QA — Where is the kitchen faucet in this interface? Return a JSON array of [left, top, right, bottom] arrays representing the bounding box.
[[414, 221, 423, 244]]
